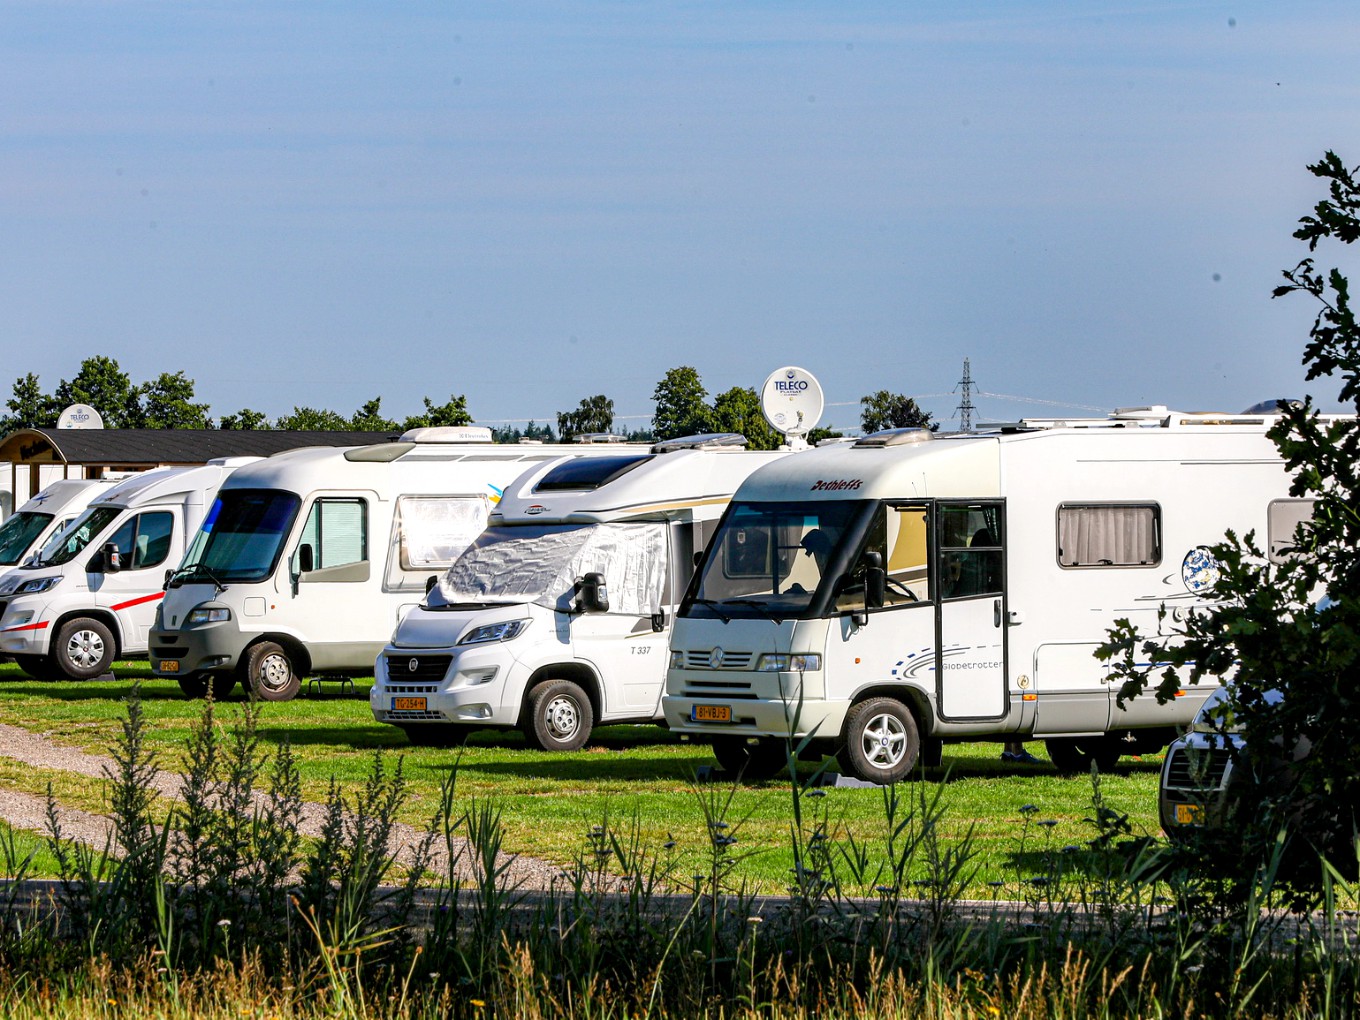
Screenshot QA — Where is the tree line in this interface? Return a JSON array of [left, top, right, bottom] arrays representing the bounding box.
[[0, 356, 935, 445]]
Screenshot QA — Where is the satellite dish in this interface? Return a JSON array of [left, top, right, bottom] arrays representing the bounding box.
[[759, 367, 824, 447], [57, 404, 104, 430]]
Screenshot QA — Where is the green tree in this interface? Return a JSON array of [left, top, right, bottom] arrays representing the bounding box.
[[348, 397, 399, 432], [275, 406, 350, 430], [493, 420, 557, 444], [401, 394, 473, 431], [140, 371, 212, 429], [53, 356, 142, 428], [860, 390, 935, 434], [0, 373, 61, 433], [218, 408, 272, 430], [651, 366, 713, 440], [557, 395, 615, 440], [1101, 151, 1360, 882], [711, 386, 781, 450]]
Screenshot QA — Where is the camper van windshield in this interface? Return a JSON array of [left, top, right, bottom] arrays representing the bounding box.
[[0, 512, 53, 565], [173, 490, 303, 584], [35, 506, 122, 567], [431, 522, 667, 614], [684, 500, 866, 619]]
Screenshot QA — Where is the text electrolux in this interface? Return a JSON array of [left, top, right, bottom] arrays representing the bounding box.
[[775, 380, 810, 392], [811, 479, 863, 491]]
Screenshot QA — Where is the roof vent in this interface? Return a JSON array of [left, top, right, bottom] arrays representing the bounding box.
[[570, 433, 627, 444], [651, 432, 747, 454], [400, 426, 493, 444], [1241, 399, 1301, 414], [853, 427, 933, 449]]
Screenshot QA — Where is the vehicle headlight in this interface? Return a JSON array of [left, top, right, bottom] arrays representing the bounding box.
[[15, 576, 62, 596], [669, 650, 683, 669], [187, 607, 232, 624], [756, 653, 822, 672], [458, 619, 529, 645]]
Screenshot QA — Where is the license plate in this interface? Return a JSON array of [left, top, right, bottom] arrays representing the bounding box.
[[691, 704, 731, 723], [392, 697, 427, 712], [158, 660, 180, 673], [1174, 803, 1205, 825]]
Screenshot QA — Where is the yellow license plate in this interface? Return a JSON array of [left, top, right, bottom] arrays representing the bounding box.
[[691, 704, 731, 723], [1175, 803, 1205, 825], [158, 660, 180, 673], [392, 697, 427, 712]]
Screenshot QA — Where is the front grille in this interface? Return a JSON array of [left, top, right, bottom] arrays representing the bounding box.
[[680, 649, 756, 670], [682, 678, 758, 700], [1164, 746, 1232, 790], [151, 643, 189, 658], [384, 655, 452, 683], [385, 709, 446, 721]]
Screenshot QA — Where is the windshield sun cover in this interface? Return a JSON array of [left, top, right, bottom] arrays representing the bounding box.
[[432, 522, 667, 614]]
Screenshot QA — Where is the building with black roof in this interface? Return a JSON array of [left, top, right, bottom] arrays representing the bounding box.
[[0, 428, 401, 514]]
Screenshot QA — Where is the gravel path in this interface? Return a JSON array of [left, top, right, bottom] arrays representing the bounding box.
[[0, 722, 567, 890]]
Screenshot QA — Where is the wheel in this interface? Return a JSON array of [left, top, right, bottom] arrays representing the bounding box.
[[711, 736, 788, 780], [241, 641, 300, 702], [51, 617, 115, 680], [839, 698, 920, 784], [12, 654, 53, 680], [177, 672, 239, 699], [523, 679, 593, 751], [399, 724, 470, 748], [1044, 737, 1121, 775]]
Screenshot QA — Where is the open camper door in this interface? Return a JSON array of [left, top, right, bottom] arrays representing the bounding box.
[[935, 502, 1007, 720]]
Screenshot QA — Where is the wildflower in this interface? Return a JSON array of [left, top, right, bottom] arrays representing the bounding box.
[[746, 916, 763, 924], [470, 999, 486, 1009], [1019, 803, 1039, 815], [806, 788, 827, 798], [1039, 819, 1058, 828]]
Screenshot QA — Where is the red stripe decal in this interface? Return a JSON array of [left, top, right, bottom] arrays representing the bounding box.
[[2, 621, 50, 633], [111, 592, 165, 612]]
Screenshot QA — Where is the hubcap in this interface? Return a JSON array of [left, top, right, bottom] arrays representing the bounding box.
[[257, 653, 292, 692], [860, 713, 907, 768], [544, 694, 580, 741], [66, 629, 106, 670]]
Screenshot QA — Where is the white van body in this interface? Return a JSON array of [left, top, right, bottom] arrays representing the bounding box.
[[0, 460, 257, 680], [0, 479, 120, 581], [370, 437, 789, 750], [663, 408, 1327, 782], [149, 434, 647, 701]]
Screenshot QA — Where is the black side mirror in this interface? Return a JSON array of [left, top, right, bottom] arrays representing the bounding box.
[[101, 543, 122, 574], [425, 575, 439, 594], [574, 572, 609, 613], [297, 544, 315, 574], [862, 551, 885, 610], [164, 569, 174, 590]]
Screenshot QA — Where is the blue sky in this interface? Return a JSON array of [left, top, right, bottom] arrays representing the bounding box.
[[2, 1, 1358, 433]]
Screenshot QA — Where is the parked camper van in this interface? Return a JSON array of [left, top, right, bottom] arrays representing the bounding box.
[[663, 407, 1323, 783], [0, 479, 119, 580], [0, 460, 257, 680], [370, 435, 789, 750], [149, 430, 645, 701]]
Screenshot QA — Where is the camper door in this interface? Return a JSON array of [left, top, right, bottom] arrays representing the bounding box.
[[286, 495, 376, 663], [934, 502, 1007, 721]]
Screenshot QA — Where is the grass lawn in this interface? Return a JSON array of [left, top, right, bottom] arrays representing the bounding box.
[[0, 660, 1168, 895]]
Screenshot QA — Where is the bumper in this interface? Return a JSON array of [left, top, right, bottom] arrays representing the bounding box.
[[0, 600, 54, 656], [663, 667, 848, 740], [370, 645, 520, 728], [149, 622, 245, 677]]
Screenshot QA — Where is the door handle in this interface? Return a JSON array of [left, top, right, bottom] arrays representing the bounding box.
[[993, 599, 1001, 627]]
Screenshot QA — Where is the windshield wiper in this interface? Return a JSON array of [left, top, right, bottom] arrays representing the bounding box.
[[170, 563, 229, 594], [689, 598, 735, 624], [725, 598, 787, 623]]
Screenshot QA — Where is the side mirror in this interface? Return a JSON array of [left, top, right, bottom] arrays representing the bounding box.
[[164, 569, 174, 590], [574, 571, 609, 613], [862, 551, 885, 610], [425, 575, 439, 594], [296, 544, 315, 574], [100, 543, 122, 574]]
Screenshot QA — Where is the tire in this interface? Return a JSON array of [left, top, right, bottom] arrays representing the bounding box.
[[523, 679, 593, 751], [712, 736, 788, 781], [12, 654, 53, 680], [1045, 737, 1121, 775], [400, 724, 470, 748], [241, 641, 300, 702], [177, 672, 239, 699], [51, 617, 115, 680], [839, 697, 920, 784]]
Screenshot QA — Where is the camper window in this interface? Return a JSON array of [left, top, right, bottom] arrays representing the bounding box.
[[1267, 499, 1316, 563], [297, 498, 368, 572], [835, 504, 931, 612], [396, 496, 488, 570], [1056, 503, 1159, 568], [938, 504, 1003, 599]]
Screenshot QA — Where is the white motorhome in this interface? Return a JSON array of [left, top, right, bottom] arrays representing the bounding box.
[[0, 479, 120, 580], [0, 460, 257, 680], [663, 407, 1326, 782], [149, 430, 646, 701], [370, 435, 790, 750]]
